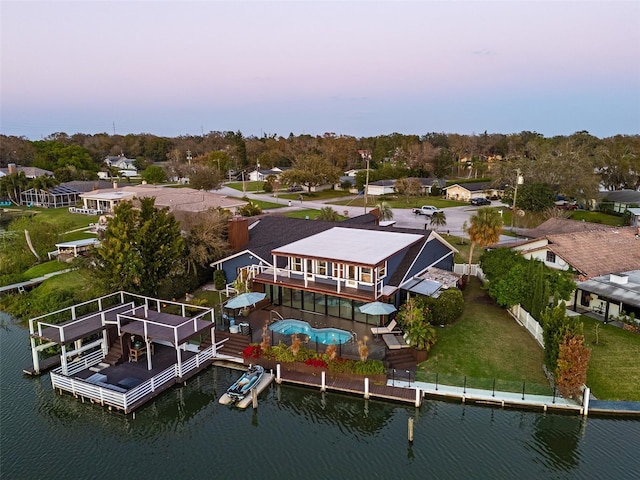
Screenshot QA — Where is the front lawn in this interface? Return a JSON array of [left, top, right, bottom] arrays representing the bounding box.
[[329, 196, 467, 209], [225, 181, 264, 193], [285, 209, 347, 221], [417, 278, 552, 395], [582, 317, 640, 401]]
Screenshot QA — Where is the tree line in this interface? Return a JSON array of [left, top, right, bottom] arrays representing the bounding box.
[[1, 130, 638, 206]]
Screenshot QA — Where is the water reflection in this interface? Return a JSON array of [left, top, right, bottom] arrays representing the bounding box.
[[532, 414, 583, 471]]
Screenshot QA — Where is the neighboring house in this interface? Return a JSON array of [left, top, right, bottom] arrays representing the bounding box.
[[573, 270, 640, 322], [104, 154, 137, 171], [79, 184, 247, 214], [366, 180, 396, 196], [53, 238, 100, 259], [211, 214, 458, 325], [248, 166, 290, 182], [416, 177, 446, 195], [20, 184, 81, 208], [0, 163, 53, 179], [628, 207, 640, 227], [443, 182, 501, 202], [336, 175, 358, 194], [505, 218, 640, 321], [598, 189, 640, 214]]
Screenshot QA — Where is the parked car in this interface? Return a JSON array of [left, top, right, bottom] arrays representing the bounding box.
[[287, 185, 303, 192], [471, 197, 491, 206], [412, 205, 443, 216]]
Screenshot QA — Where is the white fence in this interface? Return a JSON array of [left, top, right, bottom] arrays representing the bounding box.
[[454, 263, 485, 283], [508, 304, 544, 347]]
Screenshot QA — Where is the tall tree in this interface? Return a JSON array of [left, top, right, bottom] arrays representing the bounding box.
[[466, 207, 503, 280], [556, 333, 591, 400], [394, 177, 422, 203], [279, 154, 341, 193], [97, 198, 184, 296]]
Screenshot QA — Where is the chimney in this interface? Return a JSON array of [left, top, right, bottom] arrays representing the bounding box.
[[228, 217, 249, 252], [8, 163, 16, 174]]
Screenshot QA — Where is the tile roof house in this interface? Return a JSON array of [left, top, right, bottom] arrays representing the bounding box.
[[79, 184, 247, 214], [506, 218, 640, 322], [510, 224, 640, 281], [212, 214, 459, 325]]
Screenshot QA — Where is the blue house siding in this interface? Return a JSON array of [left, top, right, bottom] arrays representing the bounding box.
[[220, 253, 260, 283], [405, 240, 454, 280]]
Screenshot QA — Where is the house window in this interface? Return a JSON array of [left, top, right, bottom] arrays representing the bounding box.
[[333, 263, 344, 278], [346, 265, 357, 280], [361, 267, 372, 283], [317, 260, 327, 276], [546, 251, 556, 263], [378, 263, 387, 279], [291, 257, 302, 272], [306, 259, 313, 274]]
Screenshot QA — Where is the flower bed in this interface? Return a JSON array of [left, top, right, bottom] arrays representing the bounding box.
[[242, 343, 387, 383]]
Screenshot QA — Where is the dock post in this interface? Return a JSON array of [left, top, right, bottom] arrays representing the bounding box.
[[582, 386, 590, 416], [321, 371, 326, 392], [276, 364, 281, 384], [408, 417, 414, 444], [415, 388, 421, 407], [252, 388, 258, 409], [364, 377, 370, 399]]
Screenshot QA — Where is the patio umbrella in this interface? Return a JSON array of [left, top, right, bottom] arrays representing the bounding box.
[[225, 292, 266, 310], [358, 301, 397, 316], [359, 301, 397, 327]]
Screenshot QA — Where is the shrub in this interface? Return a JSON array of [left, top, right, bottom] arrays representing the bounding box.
[[213, 269, 226, 290], [425, 288, 464, 325]]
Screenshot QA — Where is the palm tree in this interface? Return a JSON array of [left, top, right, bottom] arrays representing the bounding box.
[[466, 207, 503, 280], [375, 201, 394, 221], [430, 211, 447, 231], [316, 206, 340, 221]]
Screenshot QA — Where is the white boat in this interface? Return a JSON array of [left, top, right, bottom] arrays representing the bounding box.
[[225, 365, 264, 402]]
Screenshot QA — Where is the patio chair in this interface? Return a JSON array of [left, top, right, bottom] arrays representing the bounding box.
[[370, 319, 401, 337]]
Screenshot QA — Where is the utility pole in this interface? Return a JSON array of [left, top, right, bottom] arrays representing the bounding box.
[[511, 168, 523, 231], [363, 151, 371, 214]]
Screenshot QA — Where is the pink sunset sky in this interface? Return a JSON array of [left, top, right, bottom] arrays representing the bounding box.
[[1, 0, 639, 139]]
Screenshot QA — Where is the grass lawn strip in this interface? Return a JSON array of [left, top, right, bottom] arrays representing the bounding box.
[[417, 278, 551, 395], [582, 317, 640, 401]]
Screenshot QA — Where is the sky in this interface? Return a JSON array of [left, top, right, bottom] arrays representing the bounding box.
[[1, 0, 639, 140]]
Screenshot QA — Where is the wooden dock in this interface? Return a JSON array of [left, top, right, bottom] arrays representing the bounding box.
[[275, 369, 419, 406]]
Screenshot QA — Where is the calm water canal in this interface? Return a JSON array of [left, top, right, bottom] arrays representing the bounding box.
[[1, 312, 638, 479]]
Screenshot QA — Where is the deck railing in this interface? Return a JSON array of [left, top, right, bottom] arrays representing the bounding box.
[[64, 350, 105, 376], [50, 345, 216, 413]]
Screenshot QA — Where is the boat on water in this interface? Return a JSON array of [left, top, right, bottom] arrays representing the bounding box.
[[226, 365, 264, 402]]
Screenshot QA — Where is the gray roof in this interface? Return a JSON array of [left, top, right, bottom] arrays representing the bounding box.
[[600, 190, 640, 203], [577, 270, 640, 309], [443, 182, 493, 192]]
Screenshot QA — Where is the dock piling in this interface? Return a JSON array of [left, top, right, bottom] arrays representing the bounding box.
[[408, 417, 414, 444]]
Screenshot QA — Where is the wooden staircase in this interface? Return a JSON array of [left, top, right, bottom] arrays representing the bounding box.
[[385, 348, 417, 372], [103, 342, 124, 365], [200, 331, 251, 360]]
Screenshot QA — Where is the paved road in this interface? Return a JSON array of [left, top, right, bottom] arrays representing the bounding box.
[[215, 185, 516, 241]]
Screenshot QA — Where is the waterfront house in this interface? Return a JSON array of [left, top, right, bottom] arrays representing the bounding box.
[[212, 214, 458, 326]]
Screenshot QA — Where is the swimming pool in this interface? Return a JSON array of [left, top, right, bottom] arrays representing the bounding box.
[[268, 319, 353, 345]]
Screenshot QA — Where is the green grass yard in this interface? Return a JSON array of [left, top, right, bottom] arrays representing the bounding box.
[[582, 317, 640, 401], [417, 278, 552, 395]]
